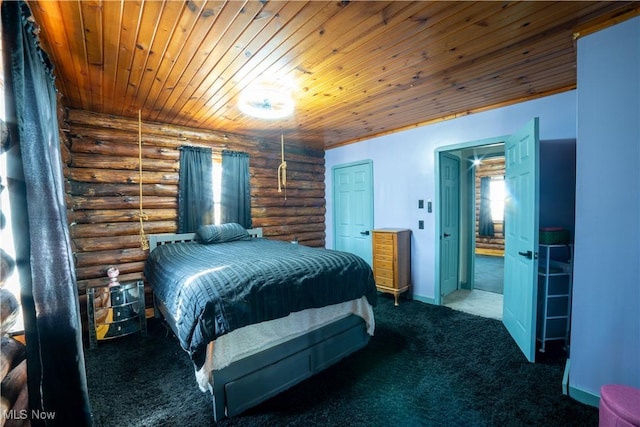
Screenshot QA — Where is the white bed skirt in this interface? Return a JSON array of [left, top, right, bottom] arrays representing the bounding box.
[[195, 296, 375, 392]]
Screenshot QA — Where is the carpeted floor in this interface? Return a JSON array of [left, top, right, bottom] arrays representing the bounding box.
[[475, 255, 504, 294], [84, 295, 597, 426]]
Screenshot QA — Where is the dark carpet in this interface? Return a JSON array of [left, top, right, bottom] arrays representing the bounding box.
[[84, 296, 597, 427], [475, 255, 504, 294]]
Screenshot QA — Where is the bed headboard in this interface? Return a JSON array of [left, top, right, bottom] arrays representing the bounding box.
[[148, 228, 263, 251]]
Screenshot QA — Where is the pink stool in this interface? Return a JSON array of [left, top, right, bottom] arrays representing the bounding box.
[[600, 384, 640, 427]]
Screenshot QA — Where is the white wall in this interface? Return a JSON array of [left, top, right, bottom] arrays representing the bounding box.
[[325, 91, 577, 301], [571, 16, 640, 401]]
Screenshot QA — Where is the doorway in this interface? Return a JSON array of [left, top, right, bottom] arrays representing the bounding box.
[[437, 118, 542, 363], [472, 152, 505, 296], [439, 143, 506, 320]]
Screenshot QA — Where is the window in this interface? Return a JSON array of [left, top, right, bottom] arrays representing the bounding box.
[[212, 160, 222, 225], [489, 177, 506, 222], [0, 39, 25, 334]]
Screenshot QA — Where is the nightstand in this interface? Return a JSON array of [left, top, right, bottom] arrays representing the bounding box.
[[86, 280, 147, 349]]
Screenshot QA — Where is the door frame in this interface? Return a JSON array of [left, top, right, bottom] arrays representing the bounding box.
[[331, 159, 374, 262], [434, 136, 507, 306]]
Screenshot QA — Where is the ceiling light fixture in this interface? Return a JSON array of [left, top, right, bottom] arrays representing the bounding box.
[[238, 76, 295, 120]]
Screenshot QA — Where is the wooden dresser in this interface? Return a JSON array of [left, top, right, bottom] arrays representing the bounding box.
[[372, 228, 411, 306]]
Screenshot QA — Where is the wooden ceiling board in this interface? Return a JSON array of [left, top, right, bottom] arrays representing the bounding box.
[[148, 1, 268, 123], [193, 1, 351, 130], [124, 1, 187, 116], [143, 1, 231, 120], [24, 0, 640, 150], [161, 0, 300, 126]]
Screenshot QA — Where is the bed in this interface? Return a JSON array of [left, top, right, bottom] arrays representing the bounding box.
[[144, 223, 377, 421]]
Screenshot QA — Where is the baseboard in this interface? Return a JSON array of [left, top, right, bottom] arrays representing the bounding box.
[[568, 384, 600, 408], [411, 294, 436, 305], [475, 248, 504, 256], [563, 359, 601, 408], [562, 359, 570, 395]]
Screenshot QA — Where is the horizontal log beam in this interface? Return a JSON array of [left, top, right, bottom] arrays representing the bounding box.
[[70, 196, 176, 211], [68, 181, 177, 197], [77, 271, 145, 291], [250, 197, 325, 208], [75, 261, 146, 281], [69, 208, 177, 224], [70, 137, 180, 159], [253, 215, 326, 227], [74, 248, 148, 268], [252, 206, 326, 218], [73, 235, 148, 252], [71, 153, 179, 172], [68, 168, 178, 185], [70, 221, 176, 238]]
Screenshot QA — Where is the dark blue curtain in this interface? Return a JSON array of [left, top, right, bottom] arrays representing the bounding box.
[[479, 176, 495, 237], [178, 146, 213, 233], [2, 1, 92, 425], [221, 150, 251, 228]]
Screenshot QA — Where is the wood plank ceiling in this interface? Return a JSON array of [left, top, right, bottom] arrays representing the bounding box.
[[25, 0, 640, 150]]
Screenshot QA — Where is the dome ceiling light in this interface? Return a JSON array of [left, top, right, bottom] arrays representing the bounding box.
[[238, 76, 295, 120]]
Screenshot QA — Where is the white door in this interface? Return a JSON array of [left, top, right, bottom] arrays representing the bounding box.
[[503, 118, 540, 362], [333, 161, 374, 266], [440, 153, 460, 298]]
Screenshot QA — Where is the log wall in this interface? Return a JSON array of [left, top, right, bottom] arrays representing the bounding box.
[[61, 109, 326, 309], [474, 157, 505, 256]]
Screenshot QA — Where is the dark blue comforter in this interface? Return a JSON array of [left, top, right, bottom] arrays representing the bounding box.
[[144, 238, 376, 369]]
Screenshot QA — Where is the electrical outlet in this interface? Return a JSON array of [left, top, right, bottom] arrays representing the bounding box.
[[418, 220, 424, 229]]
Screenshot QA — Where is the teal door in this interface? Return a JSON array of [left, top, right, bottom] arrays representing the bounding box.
[[333, 161, 374, 266], [440, 153, 460, 298], [503, 118, 540, 362]]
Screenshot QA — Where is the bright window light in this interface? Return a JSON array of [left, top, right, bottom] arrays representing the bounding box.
[[212, 161, 221, 224], [490, 178, 506, 222]]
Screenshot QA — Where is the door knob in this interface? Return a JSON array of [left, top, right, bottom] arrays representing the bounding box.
[[360, 230, 370, 236], [518, 250, 533, 259], [443, 233, 451, 237]]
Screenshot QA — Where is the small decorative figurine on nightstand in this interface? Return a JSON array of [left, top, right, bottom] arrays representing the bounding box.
[[106, 266, 120, 287]]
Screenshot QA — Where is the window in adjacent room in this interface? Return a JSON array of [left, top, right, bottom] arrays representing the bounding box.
[[490, 177, 506, 222]]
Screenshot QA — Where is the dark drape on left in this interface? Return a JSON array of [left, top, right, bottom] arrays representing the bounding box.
[[178, 146, 214, 233], [2, 1, 92, 425], [221, 150, 251, 228], [479, 176, 495, 237]]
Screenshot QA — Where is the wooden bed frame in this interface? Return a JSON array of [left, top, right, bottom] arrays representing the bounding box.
[[146, 229, 371, 421]]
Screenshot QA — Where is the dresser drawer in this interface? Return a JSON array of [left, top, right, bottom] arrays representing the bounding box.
[[96, 317, 143, 340], [375, 259, 394, 270], [375, 276, 394, 287], [110, 285, 141, 307], [373, 232, 394, 243], [374, 244, 394, 255], [375, 267, 394, 279], [111, 304, 141, 323]]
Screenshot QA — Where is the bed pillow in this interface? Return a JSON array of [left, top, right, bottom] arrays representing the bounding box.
[[196, 223, 251, 244]]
